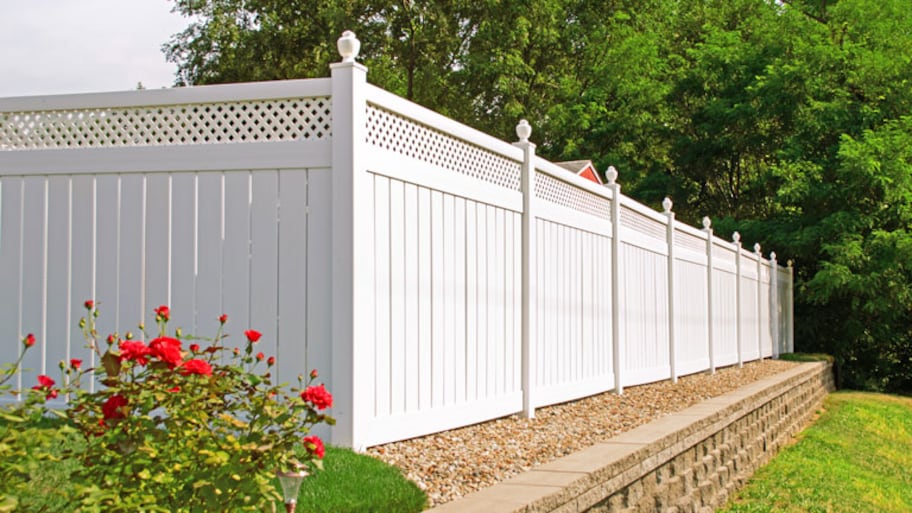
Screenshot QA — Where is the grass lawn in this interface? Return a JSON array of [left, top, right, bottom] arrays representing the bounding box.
[[4, 419, 426, 513], [719, 391, 912, 513]]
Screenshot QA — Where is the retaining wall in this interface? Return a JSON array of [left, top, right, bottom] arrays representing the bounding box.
[[429, 361, 835, 513]]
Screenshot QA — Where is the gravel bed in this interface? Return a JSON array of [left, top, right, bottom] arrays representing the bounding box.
[[367, 359, 799, 508]]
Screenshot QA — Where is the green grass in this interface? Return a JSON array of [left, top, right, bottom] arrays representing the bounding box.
[[296, 446, 427, 513], [778, 352, 835, 363], [719, 391, 912, 513], [3, 419, 426, 513]]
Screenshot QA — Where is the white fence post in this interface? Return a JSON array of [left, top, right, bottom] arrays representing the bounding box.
[[733, 232, 744, 368], [514, 120, 537, 419], [787, 260, 795, 353], [664, 198, 677, 384], [703, 217, 716, 374], [770, 251, 780, 358], [606, 167, 624, 394], [755, 243, 763, 360], [329, 31, 372, 449]]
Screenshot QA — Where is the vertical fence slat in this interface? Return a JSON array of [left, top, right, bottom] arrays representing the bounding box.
[[249, 170, 280, 369], [45, 177, 70, 377], [0, 177, 23, 391], [373, 174, 391, 416], [277, 169, 310, 384], [118, 174, 144, 330], [170, 174, 196, 334], [70, 175, 96, 385], [144, 174, 171, 322], [20, 176, 46, 385], [195, 172, 223, 334], [222, 172, 251, 335], [388, 180, 405, 414], [454, 197, 467, 405]]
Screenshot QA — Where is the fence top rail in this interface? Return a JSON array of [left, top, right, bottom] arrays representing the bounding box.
[[365, 84, 523, 164], [0, 78, 333, 113]]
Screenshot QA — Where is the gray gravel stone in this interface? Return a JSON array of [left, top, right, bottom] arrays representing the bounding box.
[[367, 359, 798, 508]]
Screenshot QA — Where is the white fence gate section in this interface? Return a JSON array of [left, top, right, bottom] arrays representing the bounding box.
[[0, 33, 794, 449]]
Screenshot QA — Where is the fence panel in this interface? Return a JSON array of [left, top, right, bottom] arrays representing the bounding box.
[[759, 261, 773, 358], [2, 66, 795, 448], [712, 241, 740, 367], [619, 203, 670, 386]]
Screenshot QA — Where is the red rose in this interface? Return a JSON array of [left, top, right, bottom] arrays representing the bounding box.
[[102, 394, 128, 420], [154, 305, 170, 322], [70, 358, 82, 370], [189, 343, 201, 353], [179, 359, 213, 376], [309, 369, 318, 380], [23, 333, 36, 348], [31, 375, 58, 401], [106, 334, 116, 345], [302, 435, 325, 459], [119, 340, 152, 366], [84, 299, 94, 310], [168, 386, 181, 393], [267, 356, 276, 366], [244, 330, 262, 343], [301, 384, 333, 410], [256, 352, 265, 361], [150, 337, 183, 367], [219, 314, 228, 324]]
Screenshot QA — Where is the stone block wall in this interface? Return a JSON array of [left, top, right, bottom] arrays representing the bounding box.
[[586, 362, 835, 513], [429, 361, 835, 513]]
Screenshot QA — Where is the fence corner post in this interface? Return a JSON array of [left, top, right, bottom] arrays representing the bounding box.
[[703, 217, 716, 374], [787, 259, 795, 353], [770, 251, 780, 358], [606, 167, 624, 395], [754, 243, 763, 360], [514, 120, 537, 419], [329, 30, 371, 449], [664, 198, 677, 384], [733, 232, 744, 368]]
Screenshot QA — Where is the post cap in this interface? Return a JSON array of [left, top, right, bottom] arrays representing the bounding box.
[[337, 30, 361, 63], [732, 231, 741, 243], [770, 251, 777, 261], [754, 242, 761, 254], [605, 166, 618, 185], [702, 216, 712, 229], [515, 119, 532, 142], [662, 197, 673, 213]]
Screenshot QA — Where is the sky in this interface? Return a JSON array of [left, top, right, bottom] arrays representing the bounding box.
[[0, 0, 190, 98]]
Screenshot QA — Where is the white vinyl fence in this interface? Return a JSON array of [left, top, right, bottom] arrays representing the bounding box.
[[0, 33, 794, 449]]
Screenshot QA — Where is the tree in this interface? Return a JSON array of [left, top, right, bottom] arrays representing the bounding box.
[[165, 0, 912, 392]]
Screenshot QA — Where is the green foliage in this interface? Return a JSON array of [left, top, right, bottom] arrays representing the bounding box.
[[5, 428, 426, 513], [719, 391, 912, 512], [164, 0, 912, 392], [1, 303, 335, 512]]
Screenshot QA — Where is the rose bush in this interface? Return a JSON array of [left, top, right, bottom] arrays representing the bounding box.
[[1, 302, 334, 513], [0, 336, 76, 512]]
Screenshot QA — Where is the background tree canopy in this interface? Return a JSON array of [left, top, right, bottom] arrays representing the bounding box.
[[166, 0, 912, 392]]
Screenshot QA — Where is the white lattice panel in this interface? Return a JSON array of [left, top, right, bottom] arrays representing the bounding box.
[[365, 104, 521, 190], [621, 205, 666, 240], [676, 229, 706, 253], [714, 242, 737, 265], [0, 98, 331, 150], [535, 171, 610, 220]]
